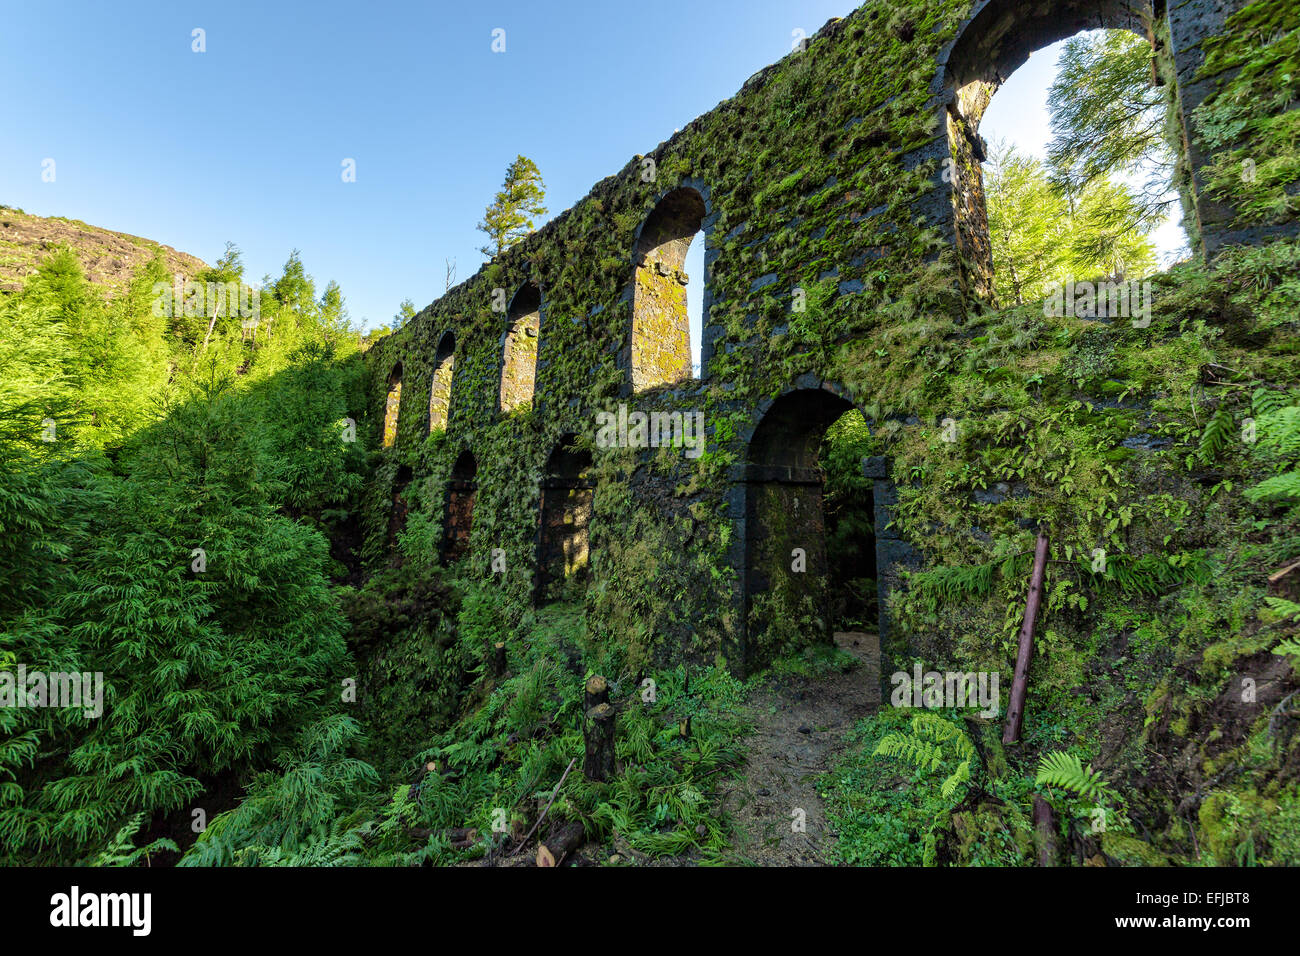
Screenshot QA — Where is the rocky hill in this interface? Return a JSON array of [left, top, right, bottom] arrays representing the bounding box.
[[0, 204, 207, 295]]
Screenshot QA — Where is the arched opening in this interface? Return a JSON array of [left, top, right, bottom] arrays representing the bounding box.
[[442, 450, 477, 564], [821, 409, 879, 637], [500, 284, 540, 414], [382, 362, 403, 448], [943, 0, 1185, 301], [536, 434, 593, 604], [740, 389, 877, 673], [684, 226, 705, 377], [388, 464, 414, 564], [428, 332, 455, 433], [631, 187, 706, 392]]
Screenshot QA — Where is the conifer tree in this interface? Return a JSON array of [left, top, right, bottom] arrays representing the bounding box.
[[391, 298, 416, 331], [477, 155, 548, 258], [985, 140, 1157, 305], [1046, 30, 1176, 230]]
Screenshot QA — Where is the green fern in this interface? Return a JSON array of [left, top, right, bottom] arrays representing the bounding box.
[[1035, 751, 1113, 802], [874, 714, 978, 799], [1274, 636, 1300, 661], [906, 552, 1031, 613], [1266, 597, 1300, 661], [89, 813, 179, 867], [1245, 401, 1300, 505], [1246, 471, 1300, 504], [1198, 404, 1235, 464], [941, 760, 971, 799], [1253, 387, 1290, 419], [1092, 551, 1213, 596], [1265, 596, 1300, 623]]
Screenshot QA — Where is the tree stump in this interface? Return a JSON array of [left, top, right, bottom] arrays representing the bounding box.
[[492, 641, 507, 678], [536, 821, 585, 867], [1032, 795, 1059, 867], [585, 674, 609, 710], [583, 703, 616, 781]]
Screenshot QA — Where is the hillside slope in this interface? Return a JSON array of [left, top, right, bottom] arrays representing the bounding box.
[[0, 204, 207, 295]]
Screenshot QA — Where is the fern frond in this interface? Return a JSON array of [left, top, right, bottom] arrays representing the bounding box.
[[1273, 636, 1300, 660], [874, 732, 943, 772], [941, 759, 971, 799], [1198, 405, 1235, 464], [1245, 471, 1300, 504], [1264, 596, 1300, 623], [1253, 387, 1290, 418], [909, 713, 976, 763], [1035, 751, 1111, 802]]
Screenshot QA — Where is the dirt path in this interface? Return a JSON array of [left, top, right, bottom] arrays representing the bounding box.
[[719, 631, 881, 865]]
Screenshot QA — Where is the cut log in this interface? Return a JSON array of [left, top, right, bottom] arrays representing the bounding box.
[[1268, 558, 1300, 584], [1002, 528, 1050, 745], [1032, 795, 1059, 867], [585, 674, 609, 710], [583, 703, 616, 781], [492, 641, 507, 678], [536, 821, 585, 867]]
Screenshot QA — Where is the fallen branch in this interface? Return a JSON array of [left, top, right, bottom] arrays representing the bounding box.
[[509, 757, 577, 857]]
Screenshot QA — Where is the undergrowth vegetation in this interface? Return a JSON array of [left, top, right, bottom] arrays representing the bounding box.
[[185, 600, 751, 866]]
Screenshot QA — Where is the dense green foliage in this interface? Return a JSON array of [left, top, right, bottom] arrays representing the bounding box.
[[985, 140, 1159, 304], [0, 248, 373, 864], [183, 597, 751, 866], [1046, 30, 1177, 232]]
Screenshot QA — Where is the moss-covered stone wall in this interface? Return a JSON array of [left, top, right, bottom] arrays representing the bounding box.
[[361, 0, 1294, 683]]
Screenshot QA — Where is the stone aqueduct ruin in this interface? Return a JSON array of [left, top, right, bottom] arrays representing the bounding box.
[[367, 0, 1289, 675]]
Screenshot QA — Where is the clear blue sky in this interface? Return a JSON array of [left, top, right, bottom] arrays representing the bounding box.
[[1, 0, 854, 330], [1, 2, 1183, 334]]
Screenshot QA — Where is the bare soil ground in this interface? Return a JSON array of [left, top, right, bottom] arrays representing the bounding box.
[[717, 631, 881, 865]]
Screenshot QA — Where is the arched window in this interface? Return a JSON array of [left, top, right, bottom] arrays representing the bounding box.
[[388, 464, 414, 565], [382, 362, 403, 448], [428, 332, 455, 433], [443, 450, 477, 563], [942, 0, 1183, 301], [499, 284, 540, 414], [630, 187, 707, 392], [536, 434, 593, 603]]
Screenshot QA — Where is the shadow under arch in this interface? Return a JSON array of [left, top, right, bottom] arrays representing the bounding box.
[[727, 381, 908, 678], [534, 433, 594, 604], [387, 463, 414, 566], [442, 449, 477, 564]]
